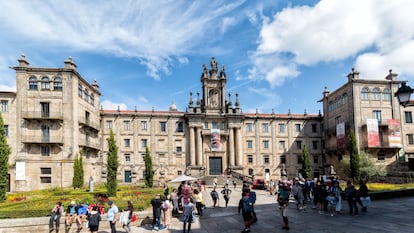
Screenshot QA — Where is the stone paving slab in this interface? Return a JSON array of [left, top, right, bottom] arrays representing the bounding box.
[[1, 186, 414, 233]]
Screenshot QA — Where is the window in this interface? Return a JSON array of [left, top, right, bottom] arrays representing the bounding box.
[[361, 87, 369, 100], [279, 123, 285, 133], [141, 121, 147, 130], [382, 88, 391, 101], [221, 122, 226, 130], [176, 121, 184, 132], [1, 100, 7, 112], [372, 87, 380, 100], [248, 169, 254, 176], [312, 140, 318, 150], [297, 155, 302, 164], [264, 155, 270, 164], [176, 146, 182, 152], [247, 155, 253, 164], [295, 124, 301, 132], [335, 116, 341, 125], [263, 140, 269, 149], [124, 120, 130, 130], [125, 154, 131, 162], [311, 124, 317, 133], [29, 76, 38, 90], [160, 122, 167, 132], [90, 94, 94, 106], [279, 141, 286, 150], [41, 102, 50, 117], [204, 122, 208, 129], [405, 112, 413, 124], [280, 155, 286, 164], [41, 76, 50, 90], [377, 151, 386, 161], [141, 139, 148, 148], [41, 125, 50, 139], [4, 125, 8, 137], [78, 84, 83, 97], [373, 110, 382, 123], [262, 123, 269, 133], [124, 139, 130, 147], [246, 123, 253, 132], [106, 120, 112, 129], [313, 156, 319, 164], [40, 177, 52, 183], [83, 89, 89, 102], [41, 167, 52, 174], [53, 77, 62, 91], [178, 170, 183, 175], [407, 134, 414, 145], [247, 140, 253, 149], [296, 140, 302, 150], [41, 145, 50, 156], [212, 122, 218, 129]]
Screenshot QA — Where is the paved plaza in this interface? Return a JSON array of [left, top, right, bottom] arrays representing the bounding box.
[[1, 186, 413, 233]]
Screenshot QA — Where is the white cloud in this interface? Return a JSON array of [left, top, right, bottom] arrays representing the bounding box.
[[101, 100, 127, 110], [252, 0, 414, 86]]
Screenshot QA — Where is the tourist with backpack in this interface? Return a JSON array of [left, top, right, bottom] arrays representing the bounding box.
[[277, 180, 291, 230], [238, 189, 253, 233], [221, 184, 232, 208], [210, 187, 219, 207], [87, 205, 101, 233]]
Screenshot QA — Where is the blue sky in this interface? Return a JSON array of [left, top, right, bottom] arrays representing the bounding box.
[[1, 0, 414, 114]]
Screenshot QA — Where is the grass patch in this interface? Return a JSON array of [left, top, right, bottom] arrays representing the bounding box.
[[0, 184, 163, 219]]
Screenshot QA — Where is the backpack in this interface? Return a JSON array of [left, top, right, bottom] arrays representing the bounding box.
[[242, 196, 253, 212], [88, 213, 100, 226], [68, 206, 76, 215], [278, 189, 289, 205], [249, 191, 256, 204], [211, 191, 218, 200]]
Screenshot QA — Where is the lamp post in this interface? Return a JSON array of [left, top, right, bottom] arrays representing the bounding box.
[[395, 81, 414, 107]]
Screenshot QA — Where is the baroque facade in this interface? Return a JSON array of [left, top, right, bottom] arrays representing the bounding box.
[[0, 55, 412, 192]]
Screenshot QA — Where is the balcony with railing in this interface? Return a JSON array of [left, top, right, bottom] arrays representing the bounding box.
[[79, 138, 101, 150], [21, 135, 63, 144], [78, 117, 100, 131], [22, 111, 63, 120]]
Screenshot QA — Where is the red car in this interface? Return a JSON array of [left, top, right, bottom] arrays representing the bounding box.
[[252, 179, 266, 190]]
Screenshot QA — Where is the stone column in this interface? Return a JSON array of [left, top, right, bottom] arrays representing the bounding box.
[[229, 127, 235, 167], [189, 127, 196, 166], [236, 127, 243, 166], [196, 127, 203, 166]]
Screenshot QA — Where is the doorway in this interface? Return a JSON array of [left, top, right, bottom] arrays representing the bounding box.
[[124, 170, 132, 183], [209, 157, 222, 175]]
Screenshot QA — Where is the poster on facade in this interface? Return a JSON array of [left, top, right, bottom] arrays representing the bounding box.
[[211, 129, 220, 151], [16, 161, 26, 180], [367, 119, 380, 147], [388, 119, 402, 147], [336, 122, 346, 149]]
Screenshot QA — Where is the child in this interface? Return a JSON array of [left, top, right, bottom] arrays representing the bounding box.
[[326, 191, 337, 216]]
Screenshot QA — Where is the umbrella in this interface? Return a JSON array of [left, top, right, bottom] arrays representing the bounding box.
[[169, 175, 197, 183]]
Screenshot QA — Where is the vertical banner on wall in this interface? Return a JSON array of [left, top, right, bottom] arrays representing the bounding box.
[[367, 119, 380, 147], [336, 122, 346, 149], [15, 161, 26, 180], [211, 129, 220, 151], [388, 119, 402, 147]]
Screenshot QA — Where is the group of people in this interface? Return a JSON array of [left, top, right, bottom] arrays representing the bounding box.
[[48, 200, 133, 233]]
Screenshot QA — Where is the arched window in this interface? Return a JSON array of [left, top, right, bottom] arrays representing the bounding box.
[[382, 88, 391, 101], [53, 77, 62, 91], [28, 76, 38, 90], [361, 87, 369, 100], [248, 168, 254, 176], [78, 84, 83, 97], [41, 76, 50, 90], [90, 93, 95, 106], [372, 87, 380, 100], [84, 89, 89, 102]]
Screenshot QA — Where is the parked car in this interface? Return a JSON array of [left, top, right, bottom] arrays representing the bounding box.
[[252, 179, 265, 190]]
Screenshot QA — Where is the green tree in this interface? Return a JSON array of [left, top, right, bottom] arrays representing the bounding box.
[[359, 151, 387, 180], [72, 153, 84, 189], [0, 112, 11, 201], [348, 130, 361, 183], [106, 130, 119, 197], [300, 144, 312, 179], [143, 146, 154, 188]]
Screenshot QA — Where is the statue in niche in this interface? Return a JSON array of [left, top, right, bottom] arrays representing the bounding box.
[[209, 89, 219, 107]]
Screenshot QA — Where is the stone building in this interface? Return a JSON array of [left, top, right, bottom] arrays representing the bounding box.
[[0, 55, 412, 192]]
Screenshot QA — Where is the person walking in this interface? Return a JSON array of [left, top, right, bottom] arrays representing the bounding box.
[[182, 197, 195, 233], [151, 194, 165, 232], [210, 187, 219, 207], [358, 180, 369, 212], [162, 197, 173, 230], [277, 181, 290, 230], [122, 201, 134, 233], [49, 201, 63, 233], [238, 188, 253, 233], [107, 201, 119, 233], [87, 205, 101, 233], [170, 188, 179, 216], [221, 184, 232, 208], [193, 189, 204, 216]]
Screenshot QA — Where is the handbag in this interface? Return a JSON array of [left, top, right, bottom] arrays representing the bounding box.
[[360, 196, 371, 207]]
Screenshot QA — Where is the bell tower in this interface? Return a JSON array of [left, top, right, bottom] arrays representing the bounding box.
[[200, 57, 227, 114]]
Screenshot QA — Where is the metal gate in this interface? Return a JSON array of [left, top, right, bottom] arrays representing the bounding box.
[[209, 157, 222, 175]]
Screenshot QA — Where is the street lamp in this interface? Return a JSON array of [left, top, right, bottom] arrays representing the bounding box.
[[395, 81, 414, 107]]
